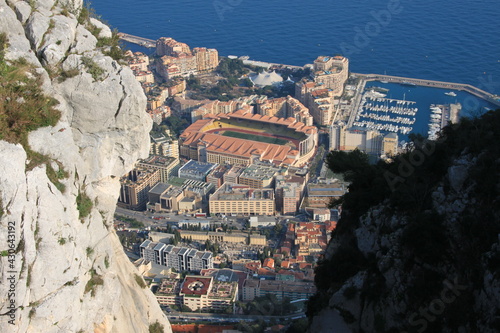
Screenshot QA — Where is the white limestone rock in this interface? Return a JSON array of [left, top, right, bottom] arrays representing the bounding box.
[[34, 0, 55, 11], [0, 1, 170, 332], [25, 10, 51, 50], [71, 24, 97, 54], [90, 17, 113, 39], [13, 0, 32, 24], [38, 14, 77, 66], [0, 0, 40, 67]]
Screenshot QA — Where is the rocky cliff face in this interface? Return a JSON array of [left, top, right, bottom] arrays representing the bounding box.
[[0, 0, 171, 332], [308, 111, 500, 332]]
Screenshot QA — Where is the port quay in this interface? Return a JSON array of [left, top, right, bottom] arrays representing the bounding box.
[[118, 33, 156, 48], [119, 33, 500, 108]]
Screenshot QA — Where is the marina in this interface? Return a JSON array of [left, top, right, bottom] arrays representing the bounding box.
[[346, 78, 498, 143], [427, 103, 461, 140], [352, 89, 419, 135]]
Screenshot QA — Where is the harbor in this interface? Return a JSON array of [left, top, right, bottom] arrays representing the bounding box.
[[119, 32, 500, 143], [354, 73, 500, 108], [351, 89, 418, 135], [427, 103, 461, 140]]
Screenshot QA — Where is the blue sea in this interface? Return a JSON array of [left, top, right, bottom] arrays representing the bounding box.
[[90, 0, 500, 93], [89, 0, 500, 138]]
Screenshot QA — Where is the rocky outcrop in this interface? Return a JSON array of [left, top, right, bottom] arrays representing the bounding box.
[[308, 112, 500, 332], [0, 1, 171, 332]]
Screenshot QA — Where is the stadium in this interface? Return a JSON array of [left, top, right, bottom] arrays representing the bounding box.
[[179, 110, 318, 167]]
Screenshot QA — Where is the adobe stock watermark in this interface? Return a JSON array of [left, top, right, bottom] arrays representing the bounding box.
[[384, 73, 499, 191], [339, 0, 410, 57], [402, 277, 467, 333], [383, 134, 447, 191], [213, 0, 242, 22]]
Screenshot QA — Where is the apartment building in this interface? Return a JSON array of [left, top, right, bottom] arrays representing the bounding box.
[[156, 37, 191, 57], [139, 241, 213, 272], [118, 167, 161, 210], [312, 55, 349, 97], [330, 122, 398, 156], [149, 133, 179, 159], [193, 47, 219, 73], [178, 230, 247, 244], [307, 88, 335, 126], [137, 155, 179, 183], [238, 164, 281, 189], [223, 165, 245, 184], [255, 96, 313, 126], [306, 181, 347, 209], [206, 164, 231, 189], [209, 183, 275, 216]]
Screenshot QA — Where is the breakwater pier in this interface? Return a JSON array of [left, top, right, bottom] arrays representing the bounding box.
[[118, 33, 156, 48], [118, 32, 500, 108], [354, 73, 500, 108]]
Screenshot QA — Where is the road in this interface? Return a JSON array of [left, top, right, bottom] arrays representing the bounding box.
[[114, 206, 245, 230], [166, 311, 306, 323]]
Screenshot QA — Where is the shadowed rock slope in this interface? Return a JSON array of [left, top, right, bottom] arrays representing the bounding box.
[[308, 110, 500, 333]]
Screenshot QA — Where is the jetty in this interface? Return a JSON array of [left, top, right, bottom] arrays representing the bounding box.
[[353, 73, 500, 108], [117, 33, 156, 48], [117, 32, 500, 109]]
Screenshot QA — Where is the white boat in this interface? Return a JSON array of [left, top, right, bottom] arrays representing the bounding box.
[[431, 106, 442, 114], [445, 91, 457, 97]]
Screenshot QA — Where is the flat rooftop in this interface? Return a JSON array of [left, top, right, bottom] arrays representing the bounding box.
[[149, 183, 171, 195], [240, 165, 280, 181], [212, 184, 274, 201], [140, 155, 178, 167], [181, 276, 212, 296], [178, 160, 217, 177]]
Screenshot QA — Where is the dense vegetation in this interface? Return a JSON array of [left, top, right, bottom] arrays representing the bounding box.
[[307, 110, 500, 331], [162, 114, 190, 138]]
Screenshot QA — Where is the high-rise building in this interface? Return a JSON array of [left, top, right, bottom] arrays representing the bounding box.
[[193, 47, 219, 73], [118, 167, 161, 210], [306, 88, 336, 126], [275, 182, 301, 215], [156, 37, 192, 57], [313, 55, 349, 97]]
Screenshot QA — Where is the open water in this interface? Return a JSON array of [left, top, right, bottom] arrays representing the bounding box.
[[90, 0, 500, 93], [89, 0, 500, 140]]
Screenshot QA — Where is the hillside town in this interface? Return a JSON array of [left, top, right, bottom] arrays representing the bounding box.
[[116, 36, 390, 329]]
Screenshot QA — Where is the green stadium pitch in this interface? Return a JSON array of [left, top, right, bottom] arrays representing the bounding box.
[[222, 131, 290, 146]]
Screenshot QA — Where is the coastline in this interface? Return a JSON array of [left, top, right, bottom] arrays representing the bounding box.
[[119, 33, 500, 108]]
